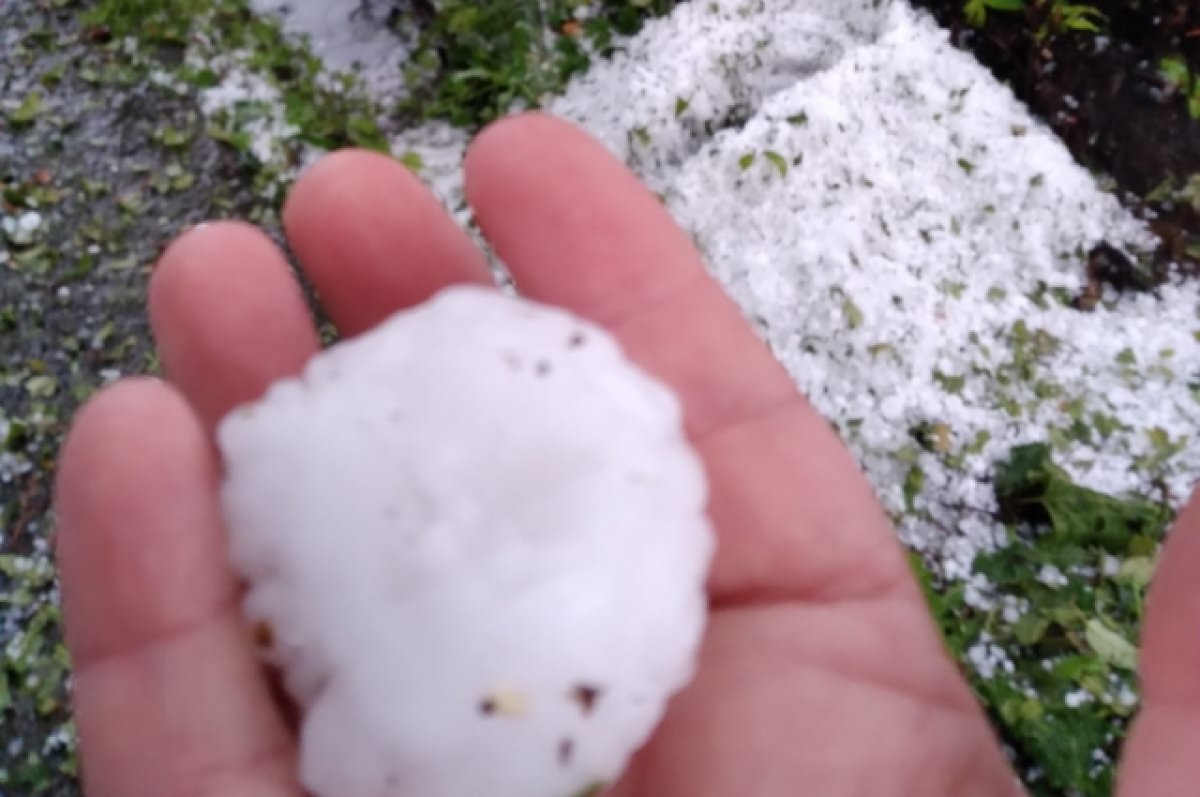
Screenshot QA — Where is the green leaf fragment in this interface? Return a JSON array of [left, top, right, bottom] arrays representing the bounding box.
[[1117, 557, 1156, 589], [1128, 534, 1159, 558], [569, 782, 608, 797], [1084, 620, 1137, 671], [106, 256, 138, 271], [1013, 614, 1050, 646], [8, 91, 44, 125], [1158, 56, 1190, 88], [763, 150, 788, 176], [738, 151, 756, 170], [903, 466, 924, 510], [1091, 412, 1124, 439], [934, 370, 966, 394], [207, 124, 253, 153], [1063, 15, 1102, 33], [966, 429, 991, 454], [994, 443, 1170, 552], [399, 151, 424, 171], [116, 192, 143, 214], [24, 375, 58, 398], [157, 125, 192, 148], [942, 280, 967, 298], [842, 298, 863, 329], [171, 172, 195, 191]]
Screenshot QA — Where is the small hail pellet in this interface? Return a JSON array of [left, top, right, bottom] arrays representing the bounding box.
[[217, 286, 715, 797]]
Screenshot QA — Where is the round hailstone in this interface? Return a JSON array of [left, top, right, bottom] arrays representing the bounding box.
[[217, 285, 715, 797]]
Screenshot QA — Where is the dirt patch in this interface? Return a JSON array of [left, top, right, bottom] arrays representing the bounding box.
[[911, 0, 1200, 276]]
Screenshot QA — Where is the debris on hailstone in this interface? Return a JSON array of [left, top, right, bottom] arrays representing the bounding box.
[[217, 285, 715, 797]]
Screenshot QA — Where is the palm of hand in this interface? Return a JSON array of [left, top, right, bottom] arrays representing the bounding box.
[[55, 115, 1198, 797]]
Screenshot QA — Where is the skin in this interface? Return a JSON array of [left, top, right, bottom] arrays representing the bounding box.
[[54, 113, 1198, 797]]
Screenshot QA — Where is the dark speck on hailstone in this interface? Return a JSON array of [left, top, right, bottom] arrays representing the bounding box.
[[570, 684, 602, 715]]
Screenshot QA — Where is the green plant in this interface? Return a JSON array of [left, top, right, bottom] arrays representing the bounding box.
[[1035, 1, 1107, 41], [963, 0, 1107, 41], [1160, 56, 1200, 120], [86, 0, 389, 152], [964, 0, 1026, 29], [400, 0, 676, 128], [913, 443, 1171, 796]]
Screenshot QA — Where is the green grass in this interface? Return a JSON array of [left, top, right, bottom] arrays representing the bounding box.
[[1159, 56, 1200, 120], [401, 0, 677, 127], [0, 553, 77, 794], [913, 443, 1169, 796], [963, 0, 1107, 41], [88, 0, 679, 139], [83, 0, 679, 168], [84, 0, 391, 152]]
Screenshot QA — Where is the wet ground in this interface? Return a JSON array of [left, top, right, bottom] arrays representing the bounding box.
[[912, 0, 1200, 276], [0, 2, 277, 793]]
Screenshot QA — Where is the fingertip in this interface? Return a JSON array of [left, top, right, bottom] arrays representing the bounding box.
[[149, 220, 319, 430], [464, 113, 656, 256], [282, 148, 405, 227], [464, 112, 570, 186], [149, 220, 297, 324], [151, 219, 269, 287], [56, 376, 193, 519], [282, 147, 490, 334], [466, 111, 591, 162], [54, 376, 231, 665]]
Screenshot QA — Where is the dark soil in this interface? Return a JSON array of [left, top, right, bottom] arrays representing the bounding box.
[[911, 0, 1200, 276]]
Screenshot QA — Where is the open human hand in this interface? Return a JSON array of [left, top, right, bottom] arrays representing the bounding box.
[[54, 113, 1199, 797]]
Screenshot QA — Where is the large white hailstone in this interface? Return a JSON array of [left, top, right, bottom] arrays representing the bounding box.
[[217, 285, 715, 797]]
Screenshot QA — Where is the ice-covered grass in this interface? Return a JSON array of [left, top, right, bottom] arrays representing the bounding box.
[[80, 0, 399, 195], [249, 0, 415, 103], [546, 0, 1199, 571], [543, 5, 1195, 789], [195, 61, 301, 166]]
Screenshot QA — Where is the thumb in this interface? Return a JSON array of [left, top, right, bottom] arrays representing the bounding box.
[[1117, 488, 1200, 797]]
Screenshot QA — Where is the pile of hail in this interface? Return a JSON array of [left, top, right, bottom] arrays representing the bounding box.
[[217, 286, 716, 797]]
